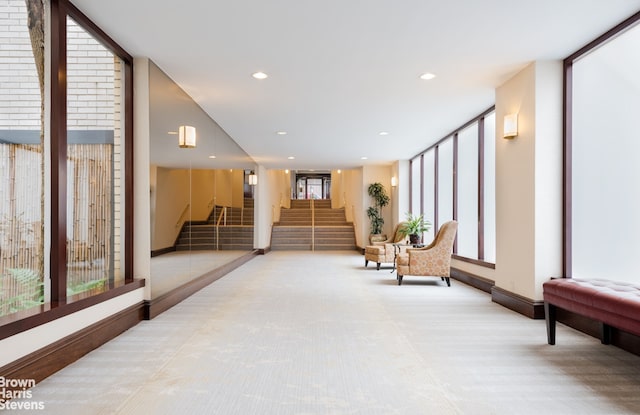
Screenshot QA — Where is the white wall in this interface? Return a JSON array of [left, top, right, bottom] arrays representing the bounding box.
[[0, 288, 144, 368], [493, 61, 562, 300], [133, 57, 151, 299], [254, 164, 271, 249]]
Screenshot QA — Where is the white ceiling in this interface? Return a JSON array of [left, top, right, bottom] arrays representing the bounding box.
[[71, 0, 640, 170]]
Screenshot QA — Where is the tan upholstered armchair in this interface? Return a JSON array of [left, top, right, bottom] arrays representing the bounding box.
[[396, 221, 458, 286], [364, 222, 408, 270]]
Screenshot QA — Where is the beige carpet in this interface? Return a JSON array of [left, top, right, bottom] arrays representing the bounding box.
[[14, 252, 640, 414]]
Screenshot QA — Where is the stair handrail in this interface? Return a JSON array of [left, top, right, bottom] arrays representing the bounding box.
[[351, 204, 357, 234], [311, 198, 315, 251], [175, 204, 191, 228], [216, 206, 227, 226]]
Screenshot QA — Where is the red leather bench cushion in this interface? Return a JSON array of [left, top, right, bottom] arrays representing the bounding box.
[[543, 278, 640, 337]]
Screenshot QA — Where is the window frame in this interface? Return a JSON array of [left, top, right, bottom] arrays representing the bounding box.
[[410, 106, 496, 268], [563, 10, 640, 277], [0, 0, 141, 340]]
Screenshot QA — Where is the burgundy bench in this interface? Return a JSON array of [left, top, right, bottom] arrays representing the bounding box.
[[543, 278, 640, 345]]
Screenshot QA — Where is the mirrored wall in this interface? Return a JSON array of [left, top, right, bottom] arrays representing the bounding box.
[[147, 62, 256, 299]]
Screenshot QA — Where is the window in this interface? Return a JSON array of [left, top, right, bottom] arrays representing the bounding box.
[[422, 150, 435, 243], [457, 123, 479, 258], [410, 109, 495, 265], [0, 0, 46, 316], [66, 16, 125, 295], [0, 0, 136, 330], [567, 19, 640, 282]]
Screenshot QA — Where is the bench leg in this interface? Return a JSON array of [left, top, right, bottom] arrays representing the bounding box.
[[602, 323, 612, 345], [544, 302, 556, 345]]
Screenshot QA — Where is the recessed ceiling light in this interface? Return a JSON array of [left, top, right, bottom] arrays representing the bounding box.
[[252, 71, 268, 80], [276, 131, 287, 135], [361, 156, 368, 160], [288, 156, 295, 160], [420, 72, 436, 80], [167, 131, 178, 135], [208, 155, 216, 159], [379, 131, 389, 136]]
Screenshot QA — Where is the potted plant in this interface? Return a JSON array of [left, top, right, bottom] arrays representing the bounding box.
[[367, 182, 390, 243], [399, 212, 431, 245]]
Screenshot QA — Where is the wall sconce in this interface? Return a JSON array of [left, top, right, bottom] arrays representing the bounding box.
[[391, 176, 397, 187], [178, 125, 196, 148], [503, 114, 518, 139], [248, 171, 258, 186]]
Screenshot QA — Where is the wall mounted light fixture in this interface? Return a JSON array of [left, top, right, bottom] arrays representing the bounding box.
[[178, 125, 196, 148], [503, 114, 518, 139], [391, 176, 397, 187], [248, 171, 258, 186]]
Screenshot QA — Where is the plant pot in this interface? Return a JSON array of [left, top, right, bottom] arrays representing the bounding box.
[[409, 234, 420, 245]]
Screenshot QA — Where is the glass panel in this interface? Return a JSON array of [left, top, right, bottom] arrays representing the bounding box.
[[0, 0, 46, 316], [483, 112, 496, 263], [66, 17, 123, 296], [422, 150, 435, 243], [410, 157, 421, 215], [571, 23, 640, 283], [307, 178, 322, 199], [457, 123, 479, 258], [437, 138, 454, 227]]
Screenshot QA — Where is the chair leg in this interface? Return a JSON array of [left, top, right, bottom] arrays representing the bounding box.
[[365, 259, 369, 267], [376, 262, 380, 271], [445, 277, 450, 287], [398, 274, 403, 285]]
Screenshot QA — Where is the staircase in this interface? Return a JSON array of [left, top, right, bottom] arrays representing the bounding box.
[[271, 199, 356, 251], [175, 198, 254, 251]]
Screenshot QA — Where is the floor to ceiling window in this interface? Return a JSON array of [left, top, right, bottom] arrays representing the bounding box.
[[410, 108, 496, 265], [0, 0, 135, 330], [567, 15, 640, 282], [0, 0, 45, 315]]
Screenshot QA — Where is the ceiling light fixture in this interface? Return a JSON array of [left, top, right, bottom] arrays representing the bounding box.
[[252, 71, 268, 80], [361, 156, 368, 160], [420, 72, 436, 80], [288, 156, 295, 160], [208, 155, 216, 159], [379, 131, 389, 136], [276, 131, 287, 135]]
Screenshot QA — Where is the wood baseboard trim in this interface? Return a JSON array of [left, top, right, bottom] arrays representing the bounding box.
[[144, 250, 259, 319], [450, 267, 494, 293], [491, 286, 545, 319], [0, 302, 144, 386], [151, 246, 176, 257]]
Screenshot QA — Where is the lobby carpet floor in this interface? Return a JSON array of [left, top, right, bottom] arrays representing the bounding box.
[[14, 251, 640, 414]]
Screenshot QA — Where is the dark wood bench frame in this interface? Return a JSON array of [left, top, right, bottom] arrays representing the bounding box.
[[543, 278, 640, 346]]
